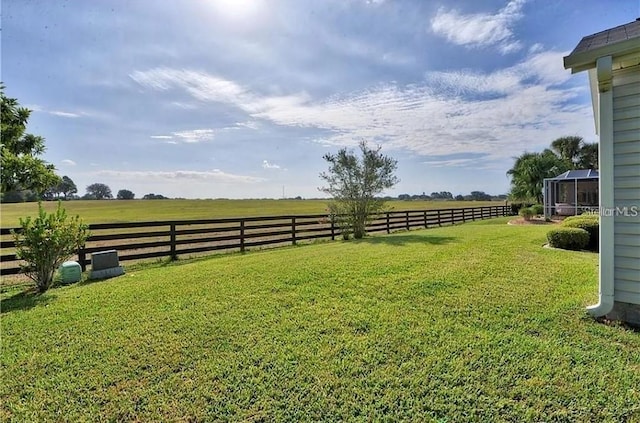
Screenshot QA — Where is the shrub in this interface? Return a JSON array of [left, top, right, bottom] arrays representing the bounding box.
[[511, 203, 535, 216], [531, 204, 544, 215], [547, 228, 589, 251], [519, 207, 534, 221], [13, 202, 89, 293], [561, 215, 599, 251], [510, 203, 526, 215]]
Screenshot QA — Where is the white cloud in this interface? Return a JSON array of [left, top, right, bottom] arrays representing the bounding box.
[[316, 26, 415, 67], [430, 0, 526, 54], [423, 158, 474, 167], [96, 169, 265, 184], [130, 50, 590, 164], [423, 156, 504, 171], [130, 67, 309, 116], [150, 123, 258, 144], [172, 129, 215, 143], [262, 160, 281, 170], [235, 120, 260, 130], [169, 101, 198, 110], [529, 43, 544, 54], [28, 104, 84, 118], [150, 129, 215, 143], [61, 159, 77, 166], [49, 110, 82, 118]]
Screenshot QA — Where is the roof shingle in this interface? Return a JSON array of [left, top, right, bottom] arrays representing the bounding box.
[[564, 19, 640, 72]]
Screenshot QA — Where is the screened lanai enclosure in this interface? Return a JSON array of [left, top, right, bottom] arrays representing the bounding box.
[[543, 169, 599, 218]]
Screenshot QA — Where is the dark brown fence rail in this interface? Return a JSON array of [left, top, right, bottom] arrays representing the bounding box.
[[1, 206, 510, 276]]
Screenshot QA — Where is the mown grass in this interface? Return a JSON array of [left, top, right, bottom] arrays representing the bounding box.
[[0, 199, 503, 226], [2, 218, 638, 421]]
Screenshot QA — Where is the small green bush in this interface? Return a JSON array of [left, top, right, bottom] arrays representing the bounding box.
[[531, 204, 544, 215], [510, 203, 533, 215], [13, 202, 89, 293], [547, 227, 589, 251], [519, 207, 534, 220], [561, 214, 599, 251]]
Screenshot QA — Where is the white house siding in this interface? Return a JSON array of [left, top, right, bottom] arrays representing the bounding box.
[[612, 64, 640, 305]]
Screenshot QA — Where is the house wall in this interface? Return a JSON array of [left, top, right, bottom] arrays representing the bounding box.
[[611, 64, 640, 314]]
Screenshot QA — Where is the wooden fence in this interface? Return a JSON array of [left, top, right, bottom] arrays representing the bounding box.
[[1, 206, 510, 276]]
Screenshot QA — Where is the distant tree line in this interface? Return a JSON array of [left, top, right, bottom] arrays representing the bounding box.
[[394, 191, 506, 202], [1, 176, 172, 203]]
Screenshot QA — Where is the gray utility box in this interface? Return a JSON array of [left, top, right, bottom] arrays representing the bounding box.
[[90, 250, 125, 280], [59, 261, 82, 284]]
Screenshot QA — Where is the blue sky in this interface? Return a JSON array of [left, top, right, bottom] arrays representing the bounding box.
[[3, 0, 639, 199]]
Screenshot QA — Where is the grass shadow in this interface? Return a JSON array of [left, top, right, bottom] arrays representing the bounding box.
[[75, 276, 116, 288], [356, 233, 457, 246], [594, 316, 640, 333], [1, 289, 55, 314]]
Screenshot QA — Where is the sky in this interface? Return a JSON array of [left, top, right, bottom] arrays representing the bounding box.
[[2, 0, 639, 199]]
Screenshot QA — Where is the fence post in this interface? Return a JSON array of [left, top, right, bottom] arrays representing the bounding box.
[[437, 209, 441, 227], [240, 219, 245, 252], [424, 211, 428, 228], [405, 211, 410, 231], [451, 209, 454, 225], [291, 217, 297, 245], [78, 245, 87, 272], [170, 223, 177, 261], [386, 212, 390, 234], [330, 218, 335, 241]]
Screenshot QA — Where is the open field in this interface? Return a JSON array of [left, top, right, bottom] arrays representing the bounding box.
[[2, 218, 638, 421], [0, 199, 504, 227]]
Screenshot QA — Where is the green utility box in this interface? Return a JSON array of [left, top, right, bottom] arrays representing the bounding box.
[[59, 261, 82, 284]]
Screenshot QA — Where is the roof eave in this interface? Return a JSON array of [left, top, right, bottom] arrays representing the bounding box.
[[563, 38, 640, 73]]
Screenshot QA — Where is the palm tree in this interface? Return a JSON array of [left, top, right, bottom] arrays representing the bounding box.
[[551, 136, 583, 167], [577, 142, 599, 169], [507, 151, 570, 203]]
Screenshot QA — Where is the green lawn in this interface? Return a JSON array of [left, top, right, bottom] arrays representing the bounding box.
[[2, 218, 638, 421], [0, 199, 503, 226]]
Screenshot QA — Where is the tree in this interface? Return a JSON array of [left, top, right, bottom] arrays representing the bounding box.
[[469, 191, 492, 201], [319, 141, 398, 239], [117, 189, 135, 200], [12, 202, 89, 293], [142, 193, 167, 200], [42, 175, 77, 200], [551, 136, 583, 167], [86, 183, 112, 200], [59, 176, 78, 199], [550, 136, 598, 170], [430, 191, 453, 200], [1, 85, 60, 195], [577, 142, 598, 169], [508, 135, 598, 204], [507, 151, 569, 203]]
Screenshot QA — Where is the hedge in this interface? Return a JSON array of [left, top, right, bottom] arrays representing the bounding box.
[[547, 227, 590, 251], [561, 214, 599, 251]]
